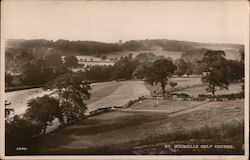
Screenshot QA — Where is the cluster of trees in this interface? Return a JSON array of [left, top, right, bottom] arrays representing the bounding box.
[[5, 73, 91, 154], [199, 50, 244, 96], [64, 55, 79, 67], [6, 39, 122, 56], [79, 55, 140, 82], [133, 50, 244, 97], [82, 65, 114, 82], [79, 52, 175, 83], [76, 50, 244, 97], [174, 59, 194, 76], [5, 51, 72, 87], [134, 52, 166, 63]]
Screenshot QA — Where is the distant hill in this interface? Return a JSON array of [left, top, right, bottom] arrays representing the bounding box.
[[5, 38, 244, 64]]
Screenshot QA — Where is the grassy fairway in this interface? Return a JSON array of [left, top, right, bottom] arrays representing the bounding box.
[[87, 81, 121, 103], [87, 80, 150, 112], [30, 100, 244, 155]]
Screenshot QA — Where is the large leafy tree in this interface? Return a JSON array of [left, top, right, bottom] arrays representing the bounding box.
[[112, 56, 140, 80], [133, 58, 176, 97], [24, 95, 63, 133], [46, 73, 91, 123], [21, 59, 55, 85], [200, 50, 229, 96]]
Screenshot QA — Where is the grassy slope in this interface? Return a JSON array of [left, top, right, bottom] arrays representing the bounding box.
[[30, 100, 244, 155], [87, 81, 121, 104], [87, 80, 150, 112]]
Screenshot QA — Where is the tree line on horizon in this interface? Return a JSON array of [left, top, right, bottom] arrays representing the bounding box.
[[6, 38, 244, 56]]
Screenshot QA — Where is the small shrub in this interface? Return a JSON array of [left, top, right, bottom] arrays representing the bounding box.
[[169, 82, 178, 88]]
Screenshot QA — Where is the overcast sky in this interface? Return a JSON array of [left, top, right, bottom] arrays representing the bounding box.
[[2, 0, 249, 44]]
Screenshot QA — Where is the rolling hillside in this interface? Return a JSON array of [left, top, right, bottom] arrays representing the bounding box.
[[5, 38, 244, 73]]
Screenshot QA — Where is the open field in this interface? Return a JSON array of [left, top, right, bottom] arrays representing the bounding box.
[[29, 99, 244, 155], [172, 83, 243, 97], [78, 61, 114, 66], [103, 50, 183, 60]]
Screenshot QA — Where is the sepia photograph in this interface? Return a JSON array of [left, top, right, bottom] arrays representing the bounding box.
[[1, 0, 249, 159]]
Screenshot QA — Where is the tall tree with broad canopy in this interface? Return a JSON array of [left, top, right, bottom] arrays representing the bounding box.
[[24, 95, 62, 133], [133, 58, 176, 97], [200, 50, 229, 96], [45, 73, 91, 123]]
